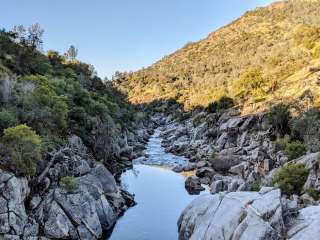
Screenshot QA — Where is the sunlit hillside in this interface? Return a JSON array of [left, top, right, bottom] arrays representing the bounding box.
[[116, 0, 320, 112]]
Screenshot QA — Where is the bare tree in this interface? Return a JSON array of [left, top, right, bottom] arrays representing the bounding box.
[[12, 25, 26, 44], [66, 45, 78, 62], [27, 23, 44, 50]]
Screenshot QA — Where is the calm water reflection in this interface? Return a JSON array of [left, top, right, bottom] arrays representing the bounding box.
[[108, 129, 208, 240], [109, 164, 207, 240]]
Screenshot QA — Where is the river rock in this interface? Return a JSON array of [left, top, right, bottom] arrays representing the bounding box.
[[178, 188, 284, 240], [195, 167, 215, 179], [195, 161, 208, 168], [210, 154, 242, 171], [185, 176, 205, 194], [229, 162, 248, 176]]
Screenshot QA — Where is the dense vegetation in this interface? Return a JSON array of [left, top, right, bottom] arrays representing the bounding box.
[[273, 163, 309, 195], [0, 25, 137, 176], [115, 0, 320, 112]]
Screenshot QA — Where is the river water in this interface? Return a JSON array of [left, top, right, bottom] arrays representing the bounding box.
[[108, 130, 208, 240]]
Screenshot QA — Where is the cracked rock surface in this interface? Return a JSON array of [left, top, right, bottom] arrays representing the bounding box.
[[0, 136, 133, 239], [178, 187, 284, 240]]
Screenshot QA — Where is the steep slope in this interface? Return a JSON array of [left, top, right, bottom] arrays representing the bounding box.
[[0, 26, 146, 239], [116, 0, 320, 112]]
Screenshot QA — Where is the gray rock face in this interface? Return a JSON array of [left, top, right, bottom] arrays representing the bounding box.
[[0, 171, 29, 236], [211, 154, 242, 171], [288, 206, 320, 239], [0, 135, 131, 240], [178, 188, 284, 240]]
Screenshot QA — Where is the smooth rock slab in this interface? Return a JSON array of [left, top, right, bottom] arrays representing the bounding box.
[[178, 188, 284, 240], [288, 206, 320, 240]]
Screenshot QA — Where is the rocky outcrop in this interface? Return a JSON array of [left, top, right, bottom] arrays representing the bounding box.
[[178, 187, 320, 240], [155, 110, 277, 195], [287, 205, 320, 239], [0, 136, 134, 239], [178, 187, 284, 240]]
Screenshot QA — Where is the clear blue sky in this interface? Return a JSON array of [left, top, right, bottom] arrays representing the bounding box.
[[1, 0, 274, 78]]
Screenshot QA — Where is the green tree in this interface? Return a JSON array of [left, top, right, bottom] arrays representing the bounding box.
[[2, 124, 42, 176], [267, 104, 291, 136]]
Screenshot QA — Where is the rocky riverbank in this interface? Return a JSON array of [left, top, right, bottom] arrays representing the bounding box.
[[0, 122, 152, 240], [149, 110, 320, 239]]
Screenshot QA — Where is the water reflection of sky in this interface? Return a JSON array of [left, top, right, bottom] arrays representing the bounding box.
[[109, 130, 208, 240]]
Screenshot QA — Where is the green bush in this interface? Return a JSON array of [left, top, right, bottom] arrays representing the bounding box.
[[274, 139, 307, 160], [0, 110, 18, 132], [273, 163, 309, 195], [60, 176, 78, 192], [267, 104, 291, 136], [2, 124, 42, 176], [285, 141, 307, 160], [274, 138, 290, 152], [251, 181, 261, 192]]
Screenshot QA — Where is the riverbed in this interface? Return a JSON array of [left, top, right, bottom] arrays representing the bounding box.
[[108, 130, 208, 240]]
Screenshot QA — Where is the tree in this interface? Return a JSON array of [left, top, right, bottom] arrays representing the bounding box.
[[2, 124, 42, 176], [66, 45, 78, 62], [27, 23, 44, 50], [267, 104, 291, 136], [12, 25, 26, 44]]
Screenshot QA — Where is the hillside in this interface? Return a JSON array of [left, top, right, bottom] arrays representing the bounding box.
[[0, 26, 141, 173], [115, 0, 320, 112]]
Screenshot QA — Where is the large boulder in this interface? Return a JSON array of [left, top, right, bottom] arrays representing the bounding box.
[[210, 154, 242, 171], [178, 187, 284, 240], [287, 206, 320, 239]]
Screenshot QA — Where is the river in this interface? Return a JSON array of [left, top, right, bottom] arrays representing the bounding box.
[[108, 130, 208, 240]]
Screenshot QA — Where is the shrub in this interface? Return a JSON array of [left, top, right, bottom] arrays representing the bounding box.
[[60, 176, 78, 192], [251, 181, 261, 192], [2, 124, 42, 176], [233, 68, 267, 100], [274, 139, 307, 160], [285, 141, 307, 160], [274, 138, 289, 152], [273, 163, 309, 195], [0, 110, 18, 132], [206, 96, 234, 113], [267, 104, 291, 136], [292, 108, 320, 152], [294, 26, 320, 50]]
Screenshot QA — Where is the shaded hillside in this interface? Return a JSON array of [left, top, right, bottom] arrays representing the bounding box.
[[116, 0, 320, 112], [0, 26, 139, 173]]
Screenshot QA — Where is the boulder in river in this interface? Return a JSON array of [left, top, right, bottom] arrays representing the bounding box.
[[185, 176, 205, 195]]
